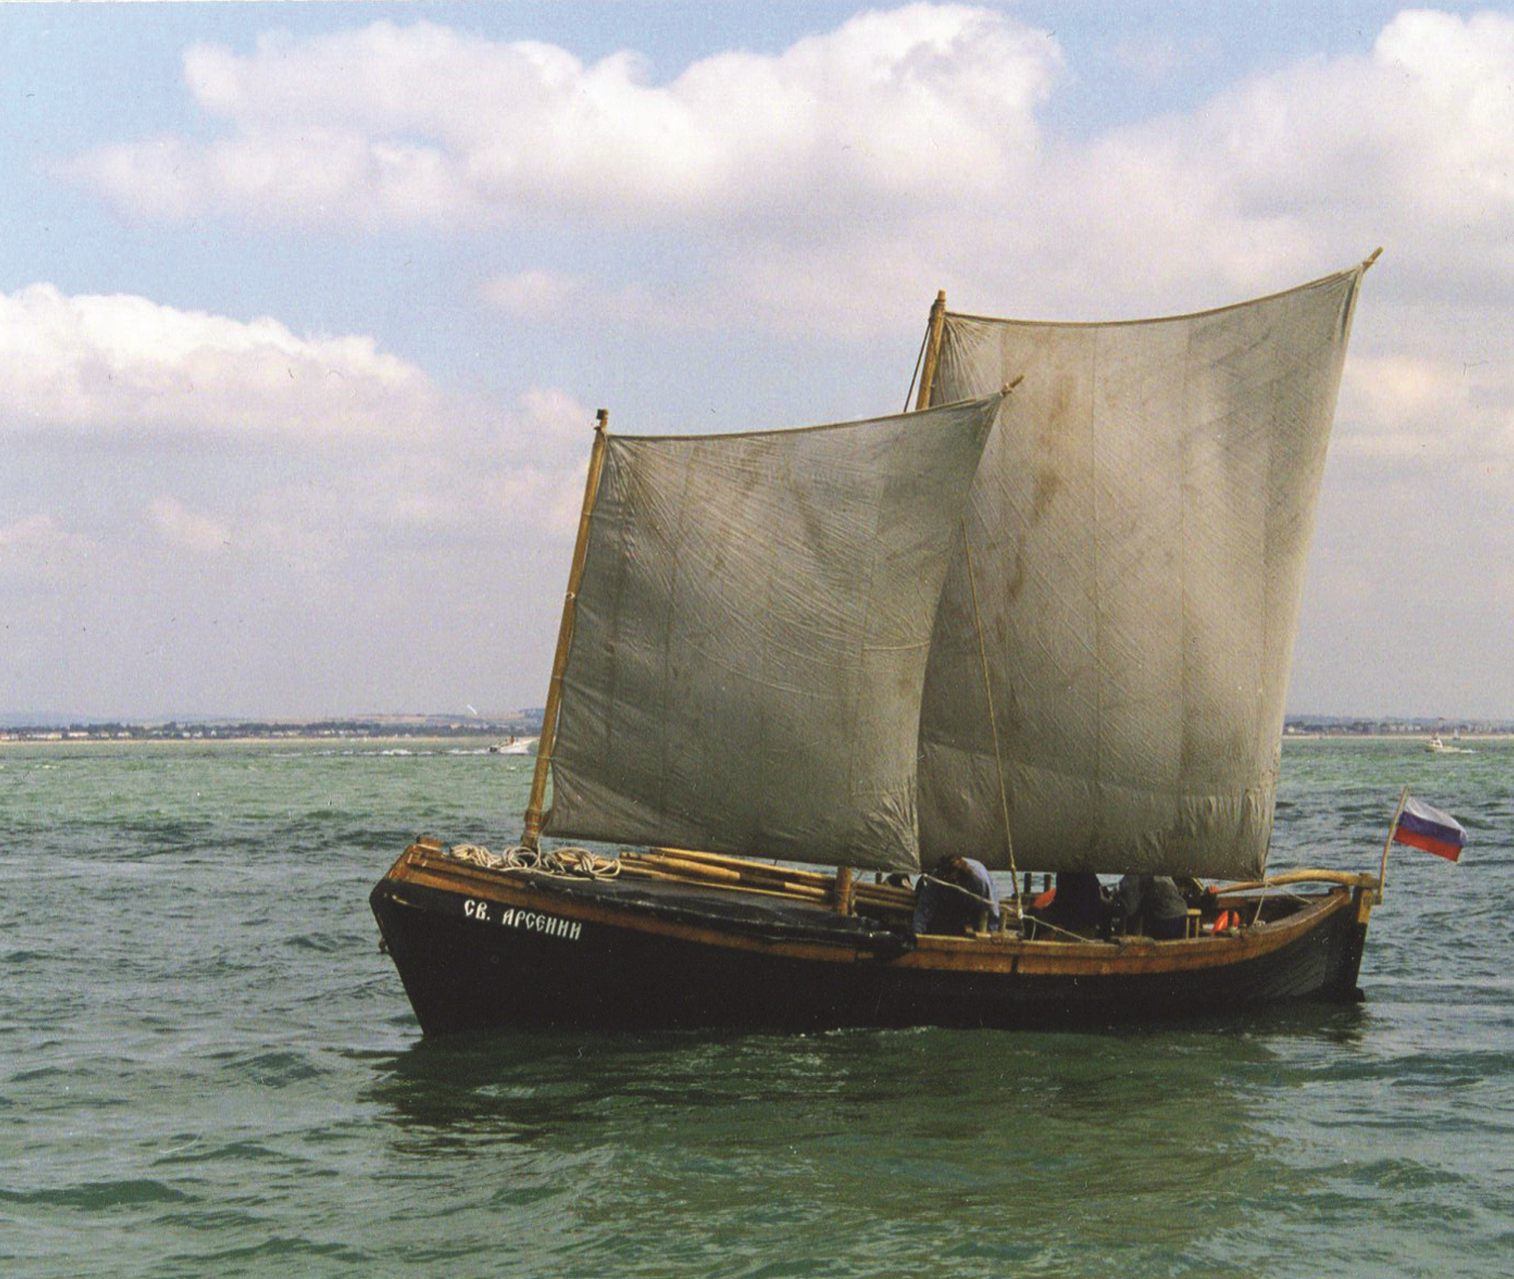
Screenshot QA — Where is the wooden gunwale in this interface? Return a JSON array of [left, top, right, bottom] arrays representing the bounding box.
[[385, 843, 1355, 979], [904, 892, 1350, 976], [388, 848, 862, 965]]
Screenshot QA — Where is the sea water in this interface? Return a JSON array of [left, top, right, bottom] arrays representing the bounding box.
[[0, 738, 1510, 1278]]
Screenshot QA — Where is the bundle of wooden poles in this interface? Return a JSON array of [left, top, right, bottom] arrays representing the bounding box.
[[617, 847, 917, 925]]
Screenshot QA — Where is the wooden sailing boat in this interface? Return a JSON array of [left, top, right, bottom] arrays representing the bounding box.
[[371, 255, 1382, 1035]]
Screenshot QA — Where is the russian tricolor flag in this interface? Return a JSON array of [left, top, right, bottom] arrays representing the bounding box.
[[1393, 796, 1467, 863]]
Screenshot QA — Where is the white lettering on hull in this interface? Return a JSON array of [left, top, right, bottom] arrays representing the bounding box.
[[463, 898, 582, 942]]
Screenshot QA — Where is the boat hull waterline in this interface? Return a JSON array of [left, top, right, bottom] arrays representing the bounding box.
[[371, 844, 1372, 1035]]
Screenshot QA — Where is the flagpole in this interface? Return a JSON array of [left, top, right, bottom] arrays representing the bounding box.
[[1376, 784, 1410, 904]]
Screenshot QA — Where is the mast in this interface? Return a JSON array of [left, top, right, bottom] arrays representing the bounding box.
[[914, 290, 947, 411], [917, 293, 1023, 916], [823, 287, 947, 910], [836, 286, 944, 911], [522, 408, 609, 850]]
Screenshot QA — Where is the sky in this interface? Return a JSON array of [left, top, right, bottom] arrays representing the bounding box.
[[2, 0, 1511, 720]]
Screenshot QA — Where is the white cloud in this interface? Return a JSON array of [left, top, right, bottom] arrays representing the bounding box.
[[67, 6, 1060, 232], [480, 269, 689, 332], [2, 273, 594, 676], [56, 9, 1514, 300], [1, 274, 593, 556], [0, 283, 448, 441], [0, 514, 97, 583], [1334, 350, 1514, 483], [68, 4, 1514, 358], [0, 513, 94, 556], [182, 382, 595, 579], [66, 4, 1514, 470], [482, 270, 591, 318], [147, 496, 232, 554], [1013, 9, 1514, 321], [50, 7, 1514, 458]]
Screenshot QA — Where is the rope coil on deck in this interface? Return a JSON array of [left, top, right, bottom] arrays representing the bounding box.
[[443, 842, 621, 879]]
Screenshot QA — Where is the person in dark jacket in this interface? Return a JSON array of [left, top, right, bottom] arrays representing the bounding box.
[[913, 856, 999, 935], [1115, 873, 1189, 939], [1046, 870, 1103, 933]]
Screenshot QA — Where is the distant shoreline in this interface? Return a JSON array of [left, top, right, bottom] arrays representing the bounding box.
[[3, 708, 1509, 746], [0, 724, 542, 745], [4, 730, 1509, 748], [1282, 731, 1513, 741], [0, 733, 540, 749], [0, 732, 504, 743], [0, 715, 544, 745]]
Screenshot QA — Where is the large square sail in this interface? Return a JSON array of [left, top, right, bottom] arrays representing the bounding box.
[[919, 266, 1367, 880], [542, 392, 1004, 872]]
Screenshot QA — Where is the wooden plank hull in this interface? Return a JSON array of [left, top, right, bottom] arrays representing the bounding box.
[[371, 844, 1371, 1035]]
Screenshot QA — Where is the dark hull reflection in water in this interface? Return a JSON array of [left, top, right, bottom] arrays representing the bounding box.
[[365, 1005, 1374, 1133], [361, 1010, 1381, 1273]]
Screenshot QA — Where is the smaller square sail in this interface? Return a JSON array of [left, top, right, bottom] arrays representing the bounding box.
[[541, 393, 1004, 872]]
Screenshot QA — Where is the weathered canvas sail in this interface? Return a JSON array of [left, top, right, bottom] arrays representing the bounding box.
[[920, 266, 1366, 880], [543, 393, 1004, 872]]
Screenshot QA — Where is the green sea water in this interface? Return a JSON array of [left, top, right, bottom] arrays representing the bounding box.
[[1, 738, 1509, 1277]]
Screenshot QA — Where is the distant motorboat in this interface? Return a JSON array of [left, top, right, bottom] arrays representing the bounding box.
[[1425, 732, 1471, 754], [489, 736, 538, 756]]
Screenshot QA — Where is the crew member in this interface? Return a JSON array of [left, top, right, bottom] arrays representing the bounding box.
[[1044, 870, 1103, 933], [1115, 873, 1189, 940], [913, 855, 999, 935]]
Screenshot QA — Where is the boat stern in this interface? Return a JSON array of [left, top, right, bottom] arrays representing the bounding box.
[[1326, 882, 1375, 1002]]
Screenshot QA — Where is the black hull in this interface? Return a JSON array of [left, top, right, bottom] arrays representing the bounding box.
[[371, 845, 1373, 1036]]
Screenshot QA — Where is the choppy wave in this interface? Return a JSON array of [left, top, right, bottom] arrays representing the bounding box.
[[0, 1179, 192, 1208]]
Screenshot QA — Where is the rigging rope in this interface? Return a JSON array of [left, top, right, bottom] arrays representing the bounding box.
[[444, 843, 621, 879], [960, 520, 1023, 923], [902, 317, 930, 412], [918, 872, 1010, 933]]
